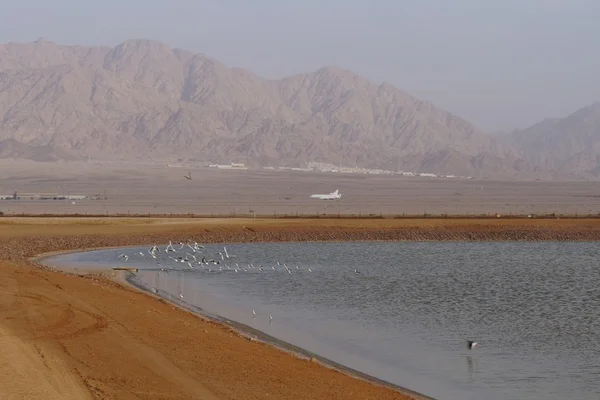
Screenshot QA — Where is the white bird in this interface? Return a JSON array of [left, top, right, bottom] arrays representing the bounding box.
[[252, 309, 256, 318], [119, 254, 128, 261], [223, 246, 237, 258], [269, 314, 273, 323], [179, 292, 184, 299], [467, 340, 478, 350]]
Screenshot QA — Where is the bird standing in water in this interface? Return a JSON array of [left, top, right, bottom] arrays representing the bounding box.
[[467, 340, 478, 350]]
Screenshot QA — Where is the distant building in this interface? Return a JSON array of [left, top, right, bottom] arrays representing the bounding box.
[[0, 192, 89, 201], [210, 163, 248, 170], [64, 195, 88, 200], [0, 191, 18, 200]]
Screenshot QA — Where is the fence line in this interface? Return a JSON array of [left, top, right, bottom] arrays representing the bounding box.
[[0, 211, 598, 219]]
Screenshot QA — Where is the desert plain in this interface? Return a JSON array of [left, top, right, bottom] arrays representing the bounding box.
[[2, 161, 600, 399], [1, 160, 600, 217]]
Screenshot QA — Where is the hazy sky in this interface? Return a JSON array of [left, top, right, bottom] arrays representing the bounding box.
[[1, 0, 599, 131]]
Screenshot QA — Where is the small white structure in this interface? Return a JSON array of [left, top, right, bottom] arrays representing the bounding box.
[[310, 189, 342, 200]]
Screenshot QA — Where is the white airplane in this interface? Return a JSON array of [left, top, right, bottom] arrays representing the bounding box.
[[310, 189, 342, 200]]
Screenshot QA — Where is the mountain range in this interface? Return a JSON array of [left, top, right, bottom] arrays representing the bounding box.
[[0, 38, 598, 180]]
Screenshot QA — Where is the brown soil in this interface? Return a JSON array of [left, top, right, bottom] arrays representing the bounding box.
[[1, 217, 599, 399]]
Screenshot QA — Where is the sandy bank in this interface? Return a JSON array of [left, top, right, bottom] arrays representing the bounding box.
[[0, 218, 420, 400], [2, 217, 600, 253], [1, 217, 599, 399]]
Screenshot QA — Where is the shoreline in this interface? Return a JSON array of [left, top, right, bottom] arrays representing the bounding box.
[[2, 217, 600, 399], [4, 213, 600, 219], [124, 265, 436, 400], [4, 217, 600, 247], [36, 248, 435, 400]]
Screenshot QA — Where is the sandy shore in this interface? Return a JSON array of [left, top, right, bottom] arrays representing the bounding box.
[[2, 217, 600, 399]]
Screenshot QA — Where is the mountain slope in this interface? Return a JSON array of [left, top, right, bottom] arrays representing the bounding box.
[[510, 102, 600, 178], [0, 38, 536, 178], [0, 138, 80, 162]]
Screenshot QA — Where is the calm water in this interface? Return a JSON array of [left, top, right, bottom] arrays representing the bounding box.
[[43, 242, 600, 400]]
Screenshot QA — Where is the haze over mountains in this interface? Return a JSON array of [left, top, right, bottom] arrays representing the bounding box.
[[0, 38, 598, 179], [509, 102, 600, 178]]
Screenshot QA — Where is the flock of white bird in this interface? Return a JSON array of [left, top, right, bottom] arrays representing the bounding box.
[[118, 241, 479, 350], [118, 240, 315, 324]]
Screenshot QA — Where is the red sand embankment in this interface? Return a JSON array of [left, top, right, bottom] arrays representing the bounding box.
[[1, 217, 598, 399]]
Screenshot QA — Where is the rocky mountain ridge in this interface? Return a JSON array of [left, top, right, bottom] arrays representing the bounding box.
[[0, 38, 596, 179]]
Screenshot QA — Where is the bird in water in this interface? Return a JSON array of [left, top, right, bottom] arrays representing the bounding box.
[[467, 340, 478, 350]]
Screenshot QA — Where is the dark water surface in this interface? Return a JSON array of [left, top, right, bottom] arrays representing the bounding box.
[[43, 241, 600, 400]]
